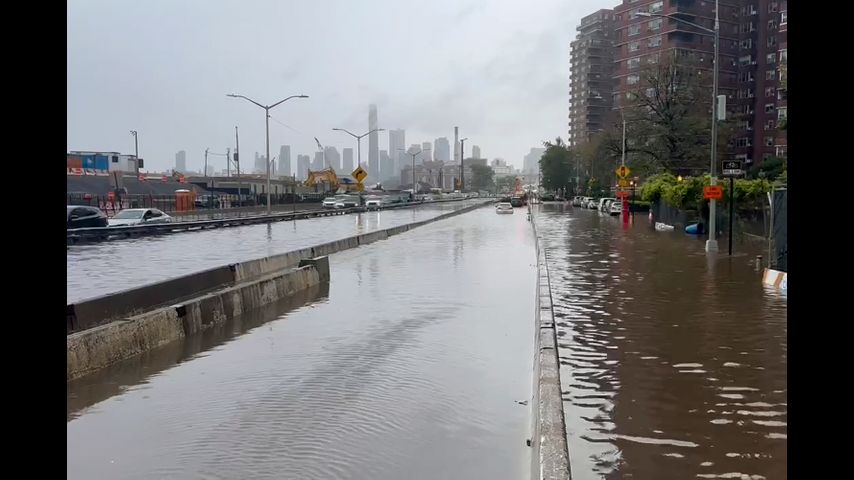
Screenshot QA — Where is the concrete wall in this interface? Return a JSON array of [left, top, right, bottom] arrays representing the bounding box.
[[530, 208, 572, 480], [68, 263, 324, 381]]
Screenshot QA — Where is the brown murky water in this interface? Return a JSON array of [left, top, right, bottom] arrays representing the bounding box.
[[534, 203, 786, 480]]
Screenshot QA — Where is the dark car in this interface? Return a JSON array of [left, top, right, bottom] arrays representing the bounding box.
[[67, 205, 108, 229]]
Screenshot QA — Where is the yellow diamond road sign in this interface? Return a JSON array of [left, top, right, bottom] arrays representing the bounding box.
[[618, 178, 629, 188], [616, 165, 631, 178], [352, 165, 368, 183]]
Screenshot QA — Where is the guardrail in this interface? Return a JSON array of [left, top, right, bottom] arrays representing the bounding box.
[[67, 198, 485, 244]]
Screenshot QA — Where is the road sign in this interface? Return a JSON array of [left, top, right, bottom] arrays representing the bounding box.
[[616, 165, 631, 178], [722, 160, 744, 177], [618, 178, 629, 188], [352, 165, 368, 183], [616, 191, 630, 199], [703, 185, 724, 200]]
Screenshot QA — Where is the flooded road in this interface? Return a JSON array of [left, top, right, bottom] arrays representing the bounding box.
[[66, 199, 485, 303], [67, 206, 536, 480], [534, 203, 786, 480]]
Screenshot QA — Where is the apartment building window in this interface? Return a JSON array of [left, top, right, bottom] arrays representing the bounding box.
[[739, 71, 754, 82], [647, 53, 659, 64], [629, 24, 640, 36], [776, 146, 787, 157], [768, 19, 778, 30], [628, 57, 641, 69], [779, 49, 787, 63], [646, 87, 655, 98], [740, 39, 753, 49], [627, 74, 640, 85], [767, 36, 777, 48], [765, 86, 775, 97], [626, 92, 636, 100], [769, 2, 778, 13], [738, 120, 751, 131], [648, 36, 662, 48], [736, 138, 752, 148], [740, 22, 755, 33], [629, 41, 640, 52], [765, 137, 774, 147], [765, 70, 776, 80], [766, 53, 776, 64], [739, 55, 753, 66], [629, 8, 641, 19], [650, 1, 663, 13], [780, 11, 787, 25], [777, 107, 787, 121], [765, 103, 775, 113], [766, 119, 776, 130], [649, 18, 662, 31]]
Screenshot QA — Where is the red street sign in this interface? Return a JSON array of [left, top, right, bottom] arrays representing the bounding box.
[[704, 185, 723, 200], [616, 191, 630, 198]]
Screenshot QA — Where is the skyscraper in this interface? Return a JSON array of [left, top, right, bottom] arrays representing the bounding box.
[[472, 145, 482, 159], [454, 126, 460, 163], [379, 150, 392, 182], [568, 9, 616, 147], [254, 152, 267, 174], [324, 146, 341, 171], [297, 154, 311, 180], [175, 150, 186, 172], [279, 145, 291, 177], [270, 160, 276, 177], [368, 104, 379, 179], [434, 137, 450, 162], [343, 148, 354, 173], [421, 142, 432, 164], [523, 148, 545, 174], [312, 151, 324, 170], [388, 129, 405, 178]]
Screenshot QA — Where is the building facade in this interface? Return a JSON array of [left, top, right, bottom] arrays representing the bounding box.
[[368, 104, 379, 179], [568, 9, 616, 147]]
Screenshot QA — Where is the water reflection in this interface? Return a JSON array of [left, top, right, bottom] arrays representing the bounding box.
[[535, 203, 786, 480]]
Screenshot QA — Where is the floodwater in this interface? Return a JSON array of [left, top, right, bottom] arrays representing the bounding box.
[[67, 206, 536, 480], [66, 199, 485, 303], [534, 203, 786, 480]]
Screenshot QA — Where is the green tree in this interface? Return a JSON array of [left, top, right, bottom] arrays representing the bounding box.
[[540, 137, 576, 194], [495, 175, 517, 193], [469, 164, 495, 191]]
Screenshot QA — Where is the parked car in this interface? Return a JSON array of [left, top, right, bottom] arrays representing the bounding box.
[[194, 195, 221, 209], [322, 196, 340, 209], [609, 201, 623, 216], [365, 196, 383, 210], [108, 208, 172, 226], [334, 195, 360, 209], [599, 198, 616, 212], [67, 205, 108, 229], [586, 198, 599, 209]]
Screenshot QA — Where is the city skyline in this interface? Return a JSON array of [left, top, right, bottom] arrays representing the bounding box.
[[68, 0, 602, 175]]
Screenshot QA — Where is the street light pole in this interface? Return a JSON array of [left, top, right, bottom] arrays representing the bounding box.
[[333, 128, 385, 170], [129, 130, 139, 175], [459, 137, 468, 191], [227, 93, 309, 215], [638, 1, 720, 252], [399, 148, 422, 195]]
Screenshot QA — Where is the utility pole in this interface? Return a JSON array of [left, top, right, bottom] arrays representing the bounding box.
[[204, 148, 209, 178]]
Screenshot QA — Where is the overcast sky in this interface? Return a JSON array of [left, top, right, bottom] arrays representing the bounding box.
[[68, 0, 610, 174]]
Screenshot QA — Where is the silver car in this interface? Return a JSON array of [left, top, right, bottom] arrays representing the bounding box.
[[108, 208, 172, 226]]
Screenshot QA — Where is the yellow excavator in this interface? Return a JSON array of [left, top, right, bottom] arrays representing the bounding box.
[[304, 167, 364, 193]]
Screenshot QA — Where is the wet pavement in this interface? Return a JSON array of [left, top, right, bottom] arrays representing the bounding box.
[[67, 205, 536, 480], [534, 203, 786, 480], [67, 199, 485, 303]]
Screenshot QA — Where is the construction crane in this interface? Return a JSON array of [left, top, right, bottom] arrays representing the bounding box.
[[303, 167, 364, 193]]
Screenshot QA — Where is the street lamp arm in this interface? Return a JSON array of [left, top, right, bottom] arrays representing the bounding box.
[[226, 93, 265, 109], [270, 94, 309, 109], [333, 127, 359, 138], [636, 12, 713, 33]]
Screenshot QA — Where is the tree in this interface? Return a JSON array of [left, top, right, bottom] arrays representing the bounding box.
[[540, 137, 576, 194], [469, 164, 495, 192], [495, 175, 517, 193]]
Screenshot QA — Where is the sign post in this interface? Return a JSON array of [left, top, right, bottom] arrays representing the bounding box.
[[721, 160, 743, 256], [616, 166, 631, 225]]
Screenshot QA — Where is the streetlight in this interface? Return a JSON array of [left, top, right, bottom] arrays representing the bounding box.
[[459, 137, 468, 191], [399, 148, 422, 195], [226, 93, 309, 215], [332, 128, 385, 170], [129, 130, 139, 174], [638, 1, 720, 252]]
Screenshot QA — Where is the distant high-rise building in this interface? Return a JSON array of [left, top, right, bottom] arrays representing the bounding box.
[[205, 165, 215, 176], [270, 160, 276, 177], [368, 104, 379, 179], [454, 126, 460, 163], [421, 142, 432, 164], [312, 151, 324, 170], [324, 146, 341, 171], [472, 145, 482, 159], [297, 154, 311, 180], [343, 148, 354, 173], [389, 129, 406, 177], [523, 148, 545, 174], [380, 150, 392, 182], [279, 145, 291, 177], [254, 152, 265, 173], [175, 150, 186, 172], [434, 137, 450, 162]]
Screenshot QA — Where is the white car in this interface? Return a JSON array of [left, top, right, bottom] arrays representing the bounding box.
[[334, 195, 360, 209], [586, 198, 599, 209], [495, 202, 514, 214], [108, 208, 172, 226], [609, 200, 623, 216], [599, 198, 616, 212], [365, 196, 383, 210], [322, 197, 339, 209]]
